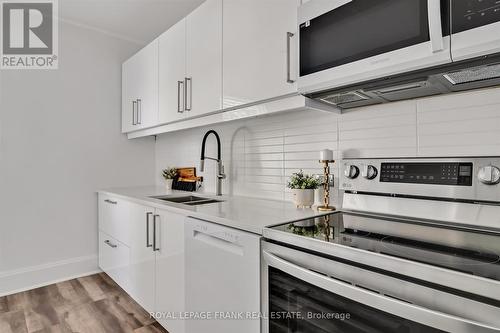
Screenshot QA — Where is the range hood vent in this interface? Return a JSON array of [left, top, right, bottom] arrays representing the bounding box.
[[443, 63, 500, 85], [371, 81, 428, 95], [309, 54, 500, 109], [321, 91, 369, 106]]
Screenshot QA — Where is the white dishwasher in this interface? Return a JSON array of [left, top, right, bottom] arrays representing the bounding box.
[[185, 217, 261, 333]]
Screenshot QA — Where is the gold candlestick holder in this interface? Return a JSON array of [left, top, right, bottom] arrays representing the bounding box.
[[317, 159, 336, 211]]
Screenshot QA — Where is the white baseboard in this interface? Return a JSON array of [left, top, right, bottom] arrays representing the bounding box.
[[0, 255, 101, 297]]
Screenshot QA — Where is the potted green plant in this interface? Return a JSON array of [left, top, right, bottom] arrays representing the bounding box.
[[287, 170, 321, 208], [162, 167, 177, 190]]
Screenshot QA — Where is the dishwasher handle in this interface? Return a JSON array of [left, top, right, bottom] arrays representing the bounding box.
[[192, 229, 244, 256]]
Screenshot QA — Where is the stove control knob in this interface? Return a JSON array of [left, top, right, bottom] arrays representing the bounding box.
[[478, 165, 500, 185], [362, 165, 378, 180], [344, 165, 360, 179]]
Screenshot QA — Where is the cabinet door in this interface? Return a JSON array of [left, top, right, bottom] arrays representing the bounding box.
[[155, 209, 186, 333], [122, 40, 159, 132], [122, 54, 141, 133], [129, 203, 156, 313], [223, 0, 298, 108], [135, 40, 159, 129], [185, 0, 222, 117], [159, 20, 186, 124]]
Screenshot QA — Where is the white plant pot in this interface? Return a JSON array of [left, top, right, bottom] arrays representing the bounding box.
[[291, 189, 315, 208], [165, 179, 174, 191]]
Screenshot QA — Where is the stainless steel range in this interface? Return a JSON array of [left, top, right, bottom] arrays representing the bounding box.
[[262, 157, 500, 333]]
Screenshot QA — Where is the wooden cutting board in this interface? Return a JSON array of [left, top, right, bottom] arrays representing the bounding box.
[[176, 167, 202, 182]]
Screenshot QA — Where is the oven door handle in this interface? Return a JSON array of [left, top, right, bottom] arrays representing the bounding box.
[[263, 251, 500, 333]]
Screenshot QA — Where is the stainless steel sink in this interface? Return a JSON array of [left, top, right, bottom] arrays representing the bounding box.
[[150, 195, 223, 206], [183, 199, 222, 206]]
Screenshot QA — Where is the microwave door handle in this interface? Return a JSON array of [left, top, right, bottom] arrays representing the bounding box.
[[428, 0, 444, 52], [263, 251, 499, 333], [286, 32, 295, 84]]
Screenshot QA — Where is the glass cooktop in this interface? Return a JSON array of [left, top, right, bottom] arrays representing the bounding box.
[[269, 212, 500, 282]]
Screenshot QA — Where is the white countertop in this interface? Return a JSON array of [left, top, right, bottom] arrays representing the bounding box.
[[98, 186, 331, 235]]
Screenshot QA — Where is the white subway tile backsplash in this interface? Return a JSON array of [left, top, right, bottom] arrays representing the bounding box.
[[156, 87, 500, 200], [285, 160, 327, 169], [245, 153, 283, 161], [246, 145, 283, 154], [246, 137, 284, 147], [338, 100, 417, 158], [284, 151, 320, 160], [284, 132, 337, 144], [284, 142, 338, 153], [417, 87, 500, 157], [340, 125, 415, 141]]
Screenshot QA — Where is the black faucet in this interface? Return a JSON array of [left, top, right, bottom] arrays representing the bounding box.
[[200, 130, 226, 196]]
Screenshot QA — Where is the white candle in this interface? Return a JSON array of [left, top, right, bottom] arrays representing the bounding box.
[[320, 149, 333, 161]]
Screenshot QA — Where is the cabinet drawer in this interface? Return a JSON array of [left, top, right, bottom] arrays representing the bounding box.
[[98, 193, 132, 245], [99, 230, 131, 294], [98, 193, 153, 246]]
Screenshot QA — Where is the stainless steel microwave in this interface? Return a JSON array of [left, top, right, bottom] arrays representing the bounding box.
[[298, 0, 500, 94]]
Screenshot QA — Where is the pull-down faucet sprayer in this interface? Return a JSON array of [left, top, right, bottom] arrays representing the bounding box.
[[200, 130, 226, 196]]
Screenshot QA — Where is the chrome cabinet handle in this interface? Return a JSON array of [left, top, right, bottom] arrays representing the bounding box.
[[146, 212, 153, 248], [136, 99, 142, 124], [104, 240, 117, 248], [132, 100, 137, 125], [153, 214, 160, 251], [184, 77, 192, 111], [177, 81, 185, 113], [286, 32, 295, 84], [104, 199, 117, 205]]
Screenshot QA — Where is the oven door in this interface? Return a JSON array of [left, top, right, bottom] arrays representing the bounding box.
[[297, 0, 451, 94], [261, 241, 500, 333], [450, 0, 500, 61]]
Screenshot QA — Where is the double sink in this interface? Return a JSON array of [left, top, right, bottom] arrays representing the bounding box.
[[151, 195, 223, 206]]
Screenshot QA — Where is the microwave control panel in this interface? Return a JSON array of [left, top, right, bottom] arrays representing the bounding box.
[[452, 0, 500, 33]]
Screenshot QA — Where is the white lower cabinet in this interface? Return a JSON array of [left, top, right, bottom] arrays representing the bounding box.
[[98, 195, 261, 333], [98, 231, 131, 294], [98, 193, 132, 246], [154, 209, 186, 333], [129, 205, 156, 313], [98, 195, 186, 333]]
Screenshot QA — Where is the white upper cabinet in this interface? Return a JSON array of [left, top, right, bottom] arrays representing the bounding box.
[[122, 40, 159, 133], [122, 0, 308, 138], [222, 0, 299, 109], [185, 0, 223, 117], [159, 19, 186, 124], [159, 0, 222, 124]]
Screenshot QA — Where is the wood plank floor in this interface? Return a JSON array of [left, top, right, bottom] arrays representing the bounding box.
[[0, 273, 168, 333]]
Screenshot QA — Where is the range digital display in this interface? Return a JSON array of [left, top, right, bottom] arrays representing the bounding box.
[[380, 162, 473, 186]]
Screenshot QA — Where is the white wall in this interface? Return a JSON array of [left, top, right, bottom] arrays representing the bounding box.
[[155, 86, 500, 204], [0, 22, 156, 295]]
